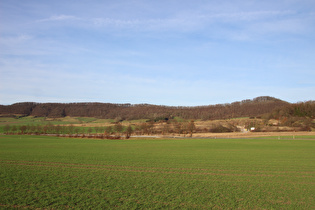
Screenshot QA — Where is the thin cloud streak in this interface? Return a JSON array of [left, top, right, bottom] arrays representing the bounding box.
[[33, 9, 305, 36], [37, 15, 80, 22]]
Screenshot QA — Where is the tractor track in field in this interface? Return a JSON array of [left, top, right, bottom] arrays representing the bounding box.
[[1, 159, 314, 179]]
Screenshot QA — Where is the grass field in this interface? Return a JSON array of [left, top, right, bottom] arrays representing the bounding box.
[[0, 135, 314, 209]]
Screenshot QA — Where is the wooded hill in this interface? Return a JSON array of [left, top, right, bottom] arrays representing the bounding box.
[[0, 96, 298, 120]]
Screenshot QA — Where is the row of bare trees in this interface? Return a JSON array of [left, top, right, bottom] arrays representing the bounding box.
[[2, 123, 134, 139], [2, 121, 197, 138]]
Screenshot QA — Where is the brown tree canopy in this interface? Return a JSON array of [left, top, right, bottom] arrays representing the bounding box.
[[0, 96, 293, 120]]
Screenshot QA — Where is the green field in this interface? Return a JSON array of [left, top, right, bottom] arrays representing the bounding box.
[[1, 136, 314, 209]]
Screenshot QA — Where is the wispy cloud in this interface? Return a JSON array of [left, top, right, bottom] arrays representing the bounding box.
[[33, 9, 309, 40], [30, 7, 309, 38], [204, 10, 296, 22], [0, 34, 32, 45], [37, 15, 79, 22], [83, 16, 198, 32]]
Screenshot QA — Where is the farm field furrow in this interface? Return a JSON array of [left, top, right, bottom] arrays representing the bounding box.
[[0, 135, 314, 209]]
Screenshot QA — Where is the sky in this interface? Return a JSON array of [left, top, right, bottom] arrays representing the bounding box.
[[1, 0, 315, 106]]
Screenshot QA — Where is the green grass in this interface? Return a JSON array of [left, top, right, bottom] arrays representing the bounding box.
[[91, 118, 116, 123], [0, 116, 134, 133], [0, 116, 47, 126], [0, 136, 314, 209], [128, 119, 150, 123], [0, 116, 78, 127], [173, 116, 185, 122], [76, 117, 98, 123], [0, 116, 106, 133]]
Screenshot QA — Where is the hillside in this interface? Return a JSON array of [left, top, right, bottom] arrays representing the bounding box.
[[0, 96, 289, 120]]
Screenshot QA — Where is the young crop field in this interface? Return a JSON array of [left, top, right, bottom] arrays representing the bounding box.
[[0, 135, 314, 209]]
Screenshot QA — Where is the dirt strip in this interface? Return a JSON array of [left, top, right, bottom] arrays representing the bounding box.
[[166, 131, 315, 139]]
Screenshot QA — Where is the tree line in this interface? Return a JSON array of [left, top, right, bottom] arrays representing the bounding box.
[[2, 123, 133, 139], [268, 101, 315, 119], [2, 120, 197, 138], [0, 96, 289, 120], [264, 101, 315, 131]]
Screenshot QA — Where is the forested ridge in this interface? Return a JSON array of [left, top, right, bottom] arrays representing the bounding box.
[[0, 96, 301, 120]]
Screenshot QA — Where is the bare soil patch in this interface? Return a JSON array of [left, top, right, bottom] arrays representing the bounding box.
[[164, 131, 315, 139]]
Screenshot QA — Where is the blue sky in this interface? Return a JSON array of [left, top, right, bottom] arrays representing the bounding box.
[[1, 0, 314, 106]]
